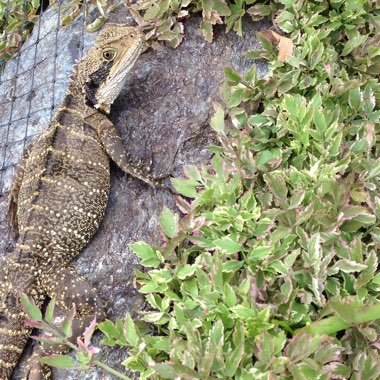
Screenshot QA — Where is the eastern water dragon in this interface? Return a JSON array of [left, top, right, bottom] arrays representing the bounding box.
[[0, 24, 159, 380]]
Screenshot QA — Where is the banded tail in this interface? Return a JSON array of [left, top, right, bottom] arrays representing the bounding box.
[[0, 318, 30, 379]]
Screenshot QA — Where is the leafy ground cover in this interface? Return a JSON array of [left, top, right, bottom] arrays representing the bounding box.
[[0, 0, 41, 65], [20, 0, 380, 379], [0, 0, 109, 72]]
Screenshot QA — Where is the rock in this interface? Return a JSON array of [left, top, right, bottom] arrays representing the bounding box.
[[0, 3, 270, 379]]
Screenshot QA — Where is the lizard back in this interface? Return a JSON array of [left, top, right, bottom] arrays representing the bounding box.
[[16, 95, 111, 267]]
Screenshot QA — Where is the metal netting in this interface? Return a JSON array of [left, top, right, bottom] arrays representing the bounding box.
[[0, 0, 88, 196]]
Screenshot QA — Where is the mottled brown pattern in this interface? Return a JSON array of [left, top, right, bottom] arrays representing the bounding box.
[[0, 24, 157, 380]]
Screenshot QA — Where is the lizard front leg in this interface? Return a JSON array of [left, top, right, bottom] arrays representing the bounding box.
[[23, 266, 105, 380], [86, 112, 165, 188]]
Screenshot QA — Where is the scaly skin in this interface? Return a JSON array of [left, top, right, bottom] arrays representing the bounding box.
[[0, 24, 158, 380]]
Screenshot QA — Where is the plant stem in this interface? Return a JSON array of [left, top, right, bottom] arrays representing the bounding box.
[[272, 319, 294, 334], [41, 321, 131, 379], [94, 359, 132, 380], [295, 303, 380, 336]]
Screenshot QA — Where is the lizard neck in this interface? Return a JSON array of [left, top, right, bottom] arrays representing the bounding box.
[[54, 67, 98, 125]]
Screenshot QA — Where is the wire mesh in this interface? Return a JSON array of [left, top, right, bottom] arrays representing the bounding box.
[[0, 0, 87, 196]]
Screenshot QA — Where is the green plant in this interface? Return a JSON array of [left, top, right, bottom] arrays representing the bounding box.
[[0, 0, 40, 64], [21, 294, 132, 379], [0, 0, 109, 72], [129, 0, 273, 47]]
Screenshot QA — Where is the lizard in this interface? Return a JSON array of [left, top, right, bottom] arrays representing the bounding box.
[[0, 24, 160, 380]]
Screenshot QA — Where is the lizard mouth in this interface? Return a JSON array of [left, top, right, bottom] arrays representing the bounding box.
[[95, 38, 144, 114]]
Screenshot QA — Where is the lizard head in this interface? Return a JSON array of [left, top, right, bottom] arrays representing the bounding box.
[[78, 24, 145, 113]]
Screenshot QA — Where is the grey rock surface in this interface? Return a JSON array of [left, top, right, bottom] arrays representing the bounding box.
[[0, 3, 270, 380]]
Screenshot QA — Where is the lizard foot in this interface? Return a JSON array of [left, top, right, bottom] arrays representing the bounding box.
[[22, 358, 51, 380]]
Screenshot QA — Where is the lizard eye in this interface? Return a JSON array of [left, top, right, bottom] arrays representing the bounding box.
[[130, 33, 135, 37], [102, 49, 116, 61]]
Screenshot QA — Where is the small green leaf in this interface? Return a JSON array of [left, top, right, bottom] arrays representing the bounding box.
[[125, 314, 139, 346], [177, 264, 197, 280], [256, 31, 274, 52], [230, 305, 257, 319], [153, 362, 200, 379], [313, 108, 327, 134], [171, 178, 199, 198], [229, 85, 244, 107], [329, 299, 362, 324], [214, 237, 241, 254], [62, 305, 76, 338], [86, 15, 106, 32], [157, 0, 170, 17], [45, 297, 55, 324], [184, 165, 202, 181], [348, 88, 362, 111], [248, 114, 268, 126], [264, 172, 287, 202], [21, 293, 42, 322], [367, 159, 380, 180], [31, 0, 40, 9], [286, 54, 300, 68], [288, 190, 305, 209], [39, 355, 76, 369], [200, 20, 213, 42], [341, 35, 368, 56], [225, 321, 245, 377], [248, 245, 272, 260], [371, 273, 380, 285], [160, 207, 179, 238], [212, 0, 231, 16], [305, 233, 321, 269], [130, 242, 163, 267], [224, 283, 237, 308], [224, 67, 242, 82], [98, 319, 119, 340], [328, 259, 367, 275], [283, 94, 298, 117], [222, 260, 244, 272], [211, 105, 225, 134], [144, 4, 160, 20]]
